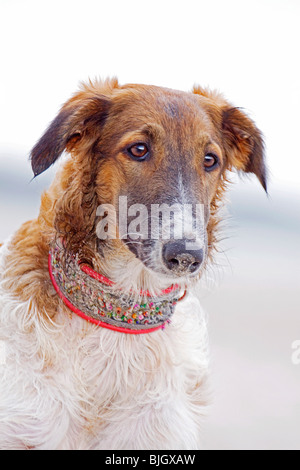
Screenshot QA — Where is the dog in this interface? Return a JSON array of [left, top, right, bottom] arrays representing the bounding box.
[[0, 78, 267, 450]]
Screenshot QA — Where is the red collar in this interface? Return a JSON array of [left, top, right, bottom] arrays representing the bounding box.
[[48, 246, 186, 335]]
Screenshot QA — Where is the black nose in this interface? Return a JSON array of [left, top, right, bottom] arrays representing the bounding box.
[[162, 240, 204, 274]]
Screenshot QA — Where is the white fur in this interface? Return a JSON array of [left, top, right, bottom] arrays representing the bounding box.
[[0, 240, 209, 450]]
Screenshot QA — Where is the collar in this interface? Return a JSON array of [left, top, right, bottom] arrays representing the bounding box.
[[48, 243, 186, 334]]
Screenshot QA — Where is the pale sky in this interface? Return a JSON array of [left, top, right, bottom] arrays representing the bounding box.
[[1, 0, 299, 191]]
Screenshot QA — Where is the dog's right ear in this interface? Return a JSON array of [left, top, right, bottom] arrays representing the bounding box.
[[30, 93, 111, 177]]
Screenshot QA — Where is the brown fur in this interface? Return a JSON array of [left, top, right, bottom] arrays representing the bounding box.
[[3, 78, 267, 322]]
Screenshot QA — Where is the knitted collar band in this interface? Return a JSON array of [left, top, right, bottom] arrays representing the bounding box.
[[48, 243, 186, 334]]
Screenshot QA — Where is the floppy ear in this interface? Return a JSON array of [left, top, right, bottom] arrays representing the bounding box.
[[222, 106, 267, 192], [193, 86, 267, 192], [30, 95, 110, 177]]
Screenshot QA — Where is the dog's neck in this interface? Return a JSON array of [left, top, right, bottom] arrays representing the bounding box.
[[48, 241, 186, 334]]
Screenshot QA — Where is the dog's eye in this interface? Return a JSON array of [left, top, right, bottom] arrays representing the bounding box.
[[127, 143, 149, 160], [204, 153, 219, 171]]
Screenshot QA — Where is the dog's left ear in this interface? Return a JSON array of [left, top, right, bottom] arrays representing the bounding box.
[[221, 106, 267, 192], [193, 86, 267, 192]]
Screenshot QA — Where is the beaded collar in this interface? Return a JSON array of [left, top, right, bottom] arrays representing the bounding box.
[[48, 243, 186, 334]]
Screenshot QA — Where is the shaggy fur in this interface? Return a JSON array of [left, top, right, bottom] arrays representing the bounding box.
[[0, 79, 266, 450]]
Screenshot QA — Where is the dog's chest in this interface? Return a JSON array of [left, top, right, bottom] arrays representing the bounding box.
[[0, 274, 208, 449]]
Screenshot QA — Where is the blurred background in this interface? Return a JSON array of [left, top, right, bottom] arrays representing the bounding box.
[[0, 0, 299, 450]]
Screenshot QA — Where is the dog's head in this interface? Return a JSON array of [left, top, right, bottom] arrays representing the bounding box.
[[31, 79, 267, 288]]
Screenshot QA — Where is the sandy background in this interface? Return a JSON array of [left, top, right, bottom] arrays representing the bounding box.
[[200, 183, 300, 450]]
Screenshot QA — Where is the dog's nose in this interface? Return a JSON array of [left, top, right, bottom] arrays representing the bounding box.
[[162, 240, 204, 274]]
